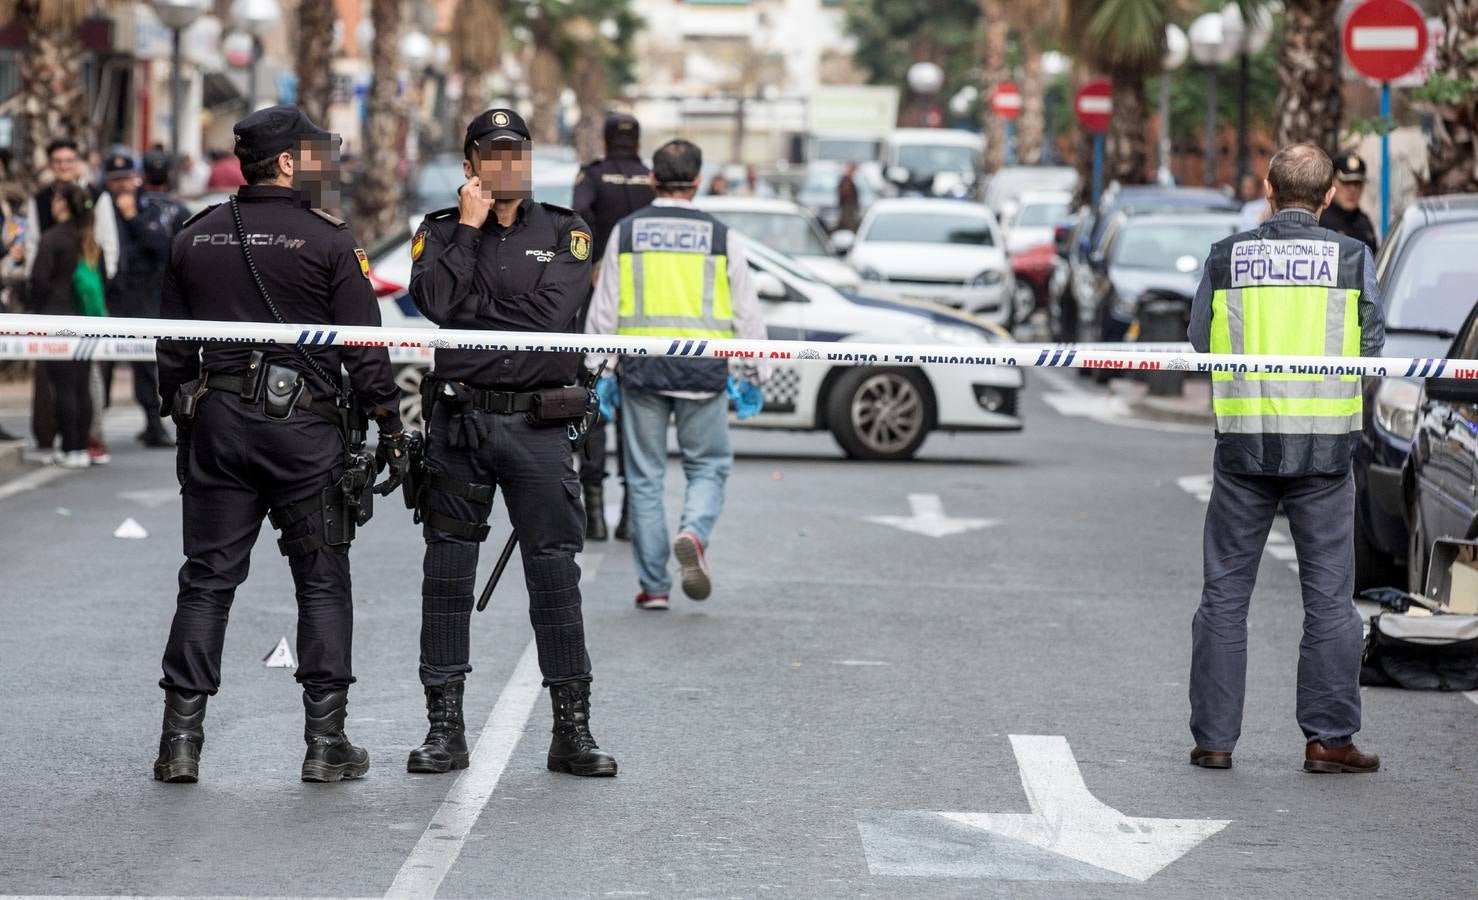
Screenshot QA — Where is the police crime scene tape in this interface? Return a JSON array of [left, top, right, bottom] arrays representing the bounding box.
[[0, 313, 1472, 381]]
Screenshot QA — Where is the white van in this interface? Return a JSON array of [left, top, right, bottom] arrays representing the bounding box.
[[881, 128, 985, 198]]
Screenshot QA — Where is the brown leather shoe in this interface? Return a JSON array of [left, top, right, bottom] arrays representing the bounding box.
[[1304, 741, 1380, 774], [1190, 747, 1232, 769]]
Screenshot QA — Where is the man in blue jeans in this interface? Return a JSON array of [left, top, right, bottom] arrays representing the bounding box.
[[584, 139, 768, 610]]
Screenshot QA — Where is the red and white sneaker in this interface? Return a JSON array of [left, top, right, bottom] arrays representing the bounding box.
[[672, 530, 711, 600], [87, 437, 111, 465], [635, 592, 670, 611]]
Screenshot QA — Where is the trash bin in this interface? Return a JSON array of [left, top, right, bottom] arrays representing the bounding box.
[[1136, 291, 1190, 397]]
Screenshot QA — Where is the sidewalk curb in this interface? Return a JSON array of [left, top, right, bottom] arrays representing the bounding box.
[[0, 439, 32, 482]]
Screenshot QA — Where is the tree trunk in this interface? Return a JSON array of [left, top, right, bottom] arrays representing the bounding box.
[[1016, 33, 1045, 165], [353, 0, 403, 242], [451, 0, 505, 128], [295, 0, 337, 127], [1425, 0, 1478, 194], [528, 44, 563, 145], [571, 52, 607, 163], [1105, 70, 1150, 185], [16, 15, 91, 192], [979, 0, 1009, 173], [1275, 0, 1343, 149]]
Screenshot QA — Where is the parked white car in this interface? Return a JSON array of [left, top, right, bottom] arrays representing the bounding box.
[[368, 225, 1023, 459], [841, 198, 1014, 327], [1001, 190, 1074, 254], [695, 195, 860, 290]]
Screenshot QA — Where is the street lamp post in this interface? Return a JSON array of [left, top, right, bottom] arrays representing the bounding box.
[[1189, 12, 1235, 188], [153, 0, 210, 155], [230, 0, 282, 111], [906, 61, 945, 128], [1159, 25, 1189, 186], [1219, 4, 1273, 187]]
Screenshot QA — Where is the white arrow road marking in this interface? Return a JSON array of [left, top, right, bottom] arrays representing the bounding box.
[[1465, 691, 1478, 709], [865, 493, 998, 538], [942, 735, 1229, 882]]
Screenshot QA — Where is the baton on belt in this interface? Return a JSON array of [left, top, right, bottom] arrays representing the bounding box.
[[476, 361, 607, 612]]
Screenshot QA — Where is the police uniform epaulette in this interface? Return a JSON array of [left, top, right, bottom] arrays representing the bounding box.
[[539, 201, 577, 217], [310, 208, 347, 228], [181, 203, 219, 228], [424, 207, 459, 222]]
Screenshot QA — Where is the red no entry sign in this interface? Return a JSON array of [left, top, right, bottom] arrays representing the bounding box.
[[1075, 79, 1112, 134], [1343, 0, 1428, 82], [990, 82, 1022, 121]]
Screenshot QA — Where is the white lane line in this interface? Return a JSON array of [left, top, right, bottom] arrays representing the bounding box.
[[385, 553, 604, 900], [0, 465, 67, 503], [1465, 691, 1478, 709], [0, 896, 377, 900], [1175, 474, 1300, 576]]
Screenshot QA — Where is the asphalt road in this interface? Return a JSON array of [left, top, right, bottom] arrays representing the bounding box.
[[1, 371, 1475, 899]]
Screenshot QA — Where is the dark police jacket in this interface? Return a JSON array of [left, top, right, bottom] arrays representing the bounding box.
[[573, 155, 655, 265], [409, 199, 592, 390], [1318, 204, 1378, 255], [155, 184, 402, 433], [107, 197, 173, 318]]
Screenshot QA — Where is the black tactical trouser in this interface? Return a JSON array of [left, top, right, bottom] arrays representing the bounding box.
[[159, 392, 353, 696], [419, 401, 590, 688]]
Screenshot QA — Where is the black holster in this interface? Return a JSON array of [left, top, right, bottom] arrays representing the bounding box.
[[268, 450, 376, 557]]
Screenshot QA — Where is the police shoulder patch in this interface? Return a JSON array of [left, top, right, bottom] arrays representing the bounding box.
[[354, 247, 370, 278], [411, 227, 427, 262], [570, 230, 592, 261]]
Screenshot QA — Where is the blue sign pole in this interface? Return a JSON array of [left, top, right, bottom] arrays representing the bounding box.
[[1379, 81, 1391, 239], [1006, 120, 1016, 166], [1091, 134, 1105, 208]]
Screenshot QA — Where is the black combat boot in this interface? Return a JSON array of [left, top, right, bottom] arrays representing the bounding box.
[[301, 690, 370, 783], [584, 484, 608, 541], [407, 682, 469, 774], [153, 690, 206, 783], [614, 493, 631, 542], [138, 419, 173, 448], [547, 682, 617, 777]]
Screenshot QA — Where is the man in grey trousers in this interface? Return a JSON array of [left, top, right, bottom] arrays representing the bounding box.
[[1186, 143, 1386, 773]]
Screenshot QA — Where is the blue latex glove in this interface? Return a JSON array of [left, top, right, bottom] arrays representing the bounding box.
[[727, 376, 764, 420], [594, 375, 620, 422]]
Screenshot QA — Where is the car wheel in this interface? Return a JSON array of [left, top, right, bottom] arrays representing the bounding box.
[[826, 368, 932, 461], [396, 364, 426, 431], [1406, 494, 1429, 595], [1354, 501, 1402, 591], [1011, 283, 1036, 331]]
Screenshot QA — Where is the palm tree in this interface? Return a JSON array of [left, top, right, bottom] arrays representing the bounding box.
[[353, 0, 402, 241], [979, 0, 1009, 172], [295, 0, 337, 127], [1009, 2, 1065, 165], [1067, 0, 1168, 185], [1275, 0, 1342, 149], [1423, 0, 1478, 194], [450, 0, 505, 127], [0, 0, 113, 191]]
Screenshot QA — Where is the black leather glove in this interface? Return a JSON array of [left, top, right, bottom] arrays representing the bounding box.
[[374, 429, 420, 496]]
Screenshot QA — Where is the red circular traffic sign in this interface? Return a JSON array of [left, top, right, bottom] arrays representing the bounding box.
[[990, 82, 1022, 121], [1343, 0, 1428, 82], [1074, 79, 1112, 134]]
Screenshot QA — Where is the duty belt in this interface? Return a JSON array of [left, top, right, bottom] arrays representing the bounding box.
[[201, 370, 343, 425], [438, 380, 541, 415]]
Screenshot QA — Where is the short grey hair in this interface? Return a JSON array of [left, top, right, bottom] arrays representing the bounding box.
[[1266, 143, 1334, 211]]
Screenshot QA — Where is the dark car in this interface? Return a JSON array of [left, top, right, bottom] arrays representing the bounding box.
[[1354, 195, 1478, 590], [1083, 211, 1240, 344], [1405, 302, 1478, 593]]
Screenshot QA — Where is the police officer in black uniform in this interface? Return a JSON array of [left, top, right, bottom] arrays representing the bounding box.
[[572, 113, 655, 540], [406, 108, 617, 777], [152, 106, 412, 785], [1318, 152, 1379, 254]]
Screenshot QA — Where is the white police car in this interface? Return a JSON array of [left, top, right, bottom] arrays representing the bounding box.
[[367, 228, 1023, 460]]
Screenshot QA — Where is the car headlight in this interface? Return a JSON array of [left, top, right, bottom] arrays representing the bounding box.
[[969, 270, 1005, 287], [917, 322, 991, 345], [1110, 288, 1139, 321], [1373, 377, 1421, 441], [860, 266, 886, 282]]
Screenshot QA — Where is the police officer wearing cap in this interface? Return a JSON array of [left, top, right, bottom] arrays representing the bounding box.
[[152, 105, 413, 785], [406, 108, 617, 777], [1318, 152, 1378, 254], [101, 152, 176, 447], [572, 113, 656, 541]]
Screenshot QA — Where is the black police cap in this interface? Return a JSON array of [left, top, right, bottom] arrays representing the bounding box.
[[604, 113, 640, 143], [103, 152, 137, 178], [233, 105, 332, 166], [1334, 153, 1367, 183], [142, 149, 173, 183], [465, 108, 531, 152]]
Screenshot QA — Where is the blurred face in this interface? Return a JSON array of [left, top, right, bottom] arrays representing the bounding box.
[[464, 142, 533, 200], [293, 136, 343, 209], [48, 147, 82, 184], [1334, 179, 1364, 211], [106, 174, 139, 196], [50, 193, 69, 222]]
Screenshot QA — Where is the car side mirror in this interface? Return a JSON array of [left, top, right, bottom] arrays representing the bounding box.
[[1053, 224, 1072, 258], [831, 230, 855, 255], [753, 271, 789, 302], [1424, 376, 1478, 405]]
